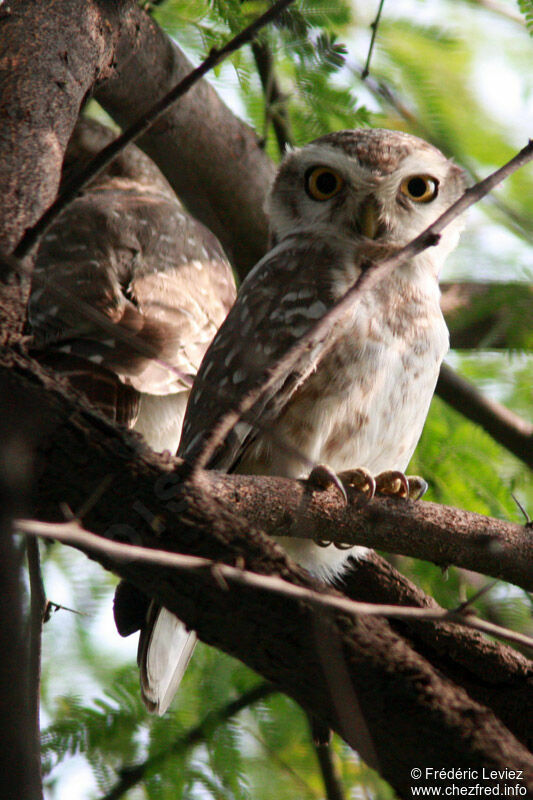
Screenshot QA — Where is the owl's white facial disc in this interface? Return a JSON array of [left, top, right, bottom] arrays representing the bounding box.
[[268, 128, 467, 270]]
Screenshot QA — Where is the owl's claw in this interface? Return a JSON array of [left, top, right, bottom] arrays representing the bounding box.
[[374, 470, 428, 500], [336, 467, 376, 500], [307, 464, 348, 504], [374, 469, 409, 499], [407, 475, 428, 501]]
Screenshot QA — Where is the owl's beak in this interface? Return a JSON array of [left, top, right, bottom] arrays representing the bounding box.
[[358, 196, 381, 240]]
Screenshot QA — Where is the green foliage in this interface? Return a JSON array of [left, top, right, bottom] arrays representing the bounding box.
[[43, 0, 532, 797], [518, 0, 533, 34]]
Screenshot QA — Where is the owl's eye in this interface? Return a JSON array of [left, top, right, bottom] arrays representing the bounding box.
[[400, 175, 439, 203], [305, 167, 344, 201]]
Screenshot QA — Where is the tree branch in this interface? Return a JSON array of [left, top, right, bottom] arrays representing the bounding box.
[[251, 39, 293, 154], [95, 4, 274, 277], [0, 0, 126, 342], [26, 538, 46, 800], [0, 384, 43, 800], [15, 507, 533, 792], [17, 519, 533, 651], [3, 351, 532, 792], [312, 737, 345, 800], [14, 0, 294, 263], [437, 362, 533, 468], [361, 0, 386, 79]]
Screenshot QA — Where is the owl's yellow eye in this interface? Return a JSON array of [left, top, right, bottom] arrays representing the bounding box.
[[305, 167, 344, 201], [400, 175, 439, 203]]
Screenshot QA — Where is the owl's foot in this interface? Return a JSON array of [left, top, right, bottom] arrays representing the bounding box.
[[307, 464, 376, 503], [406, 475, 429, 501], [307, 465, 427, 549], [307, 465, 374, 549], [337, 467, 376, 499], [307, 465, 428, 503]]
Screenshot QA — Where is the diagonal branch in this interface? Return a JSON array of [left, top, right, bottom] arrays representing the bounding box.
[[251, 39, 293, 154], [361, 0, 386, 79], [17, 519, 533, 651], [94, 6, 274, 276], [194, 141, 533, 471], [14, 0, 296, 262]]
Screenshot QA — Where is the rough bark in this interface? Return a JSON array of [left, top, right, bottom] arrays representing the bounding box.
[[200, 470, 533, 592], [95, 4, 274, 277], [3, 349, 532, 795], [0, 0, 128, 340]]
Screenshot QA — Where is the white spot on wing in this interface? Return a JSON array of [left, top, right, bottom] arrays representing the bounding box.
[[232, 369, 246, 384]]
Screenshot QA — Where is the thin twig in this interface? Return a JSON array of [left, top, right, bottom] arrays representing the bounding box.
[[43, 601, 89, 622], [453, 579, 498, 614], [312, 736, 345, 800], [26, 538, 46, 797], [13, 0, 296, 261], [252, 39, 293, 154], [99, 682, 275, 800], [194, 140, 533, 471], [17, 519, 533, 651], [511, 493, 531, 525], [361, 0, 386, 79]]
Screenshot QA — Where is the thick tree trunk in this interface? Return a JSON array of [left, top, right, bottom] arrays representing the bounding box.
[[0, 0, 127, 339]]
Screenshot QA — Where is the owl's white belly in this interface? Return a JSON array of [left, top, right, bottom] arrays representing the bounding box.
[[240, 294, 448, 578]]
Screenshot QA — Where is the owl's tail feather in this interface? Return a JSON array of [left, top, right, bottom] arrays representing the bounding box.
[[138, 604, 197, 715]]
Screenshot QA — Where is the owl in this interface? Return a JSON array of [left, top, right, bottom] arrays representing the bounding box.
[[29, 118, 236, 453], [133, 128, 467, 714]]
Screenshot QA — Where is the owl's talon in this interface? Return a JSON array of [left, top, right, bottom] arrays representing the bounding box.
[[407, 475, 428, 500], [374, 470, 409, 498], [307, 464, 348, 504], [337, 467, 376, 500]]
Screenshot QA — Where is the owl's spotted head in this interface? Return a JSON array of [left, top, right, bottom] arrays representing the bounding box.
[[268, 128, 467, 266]]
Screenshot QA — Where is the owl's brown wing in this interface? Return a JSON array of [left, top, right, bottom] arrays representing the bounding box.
[[30, 185, 234, 387], [179, 233, 356, 471]]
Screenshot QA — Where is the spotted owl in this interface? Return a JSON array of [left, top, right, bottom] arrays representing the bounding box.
[[29, 118, 236, 453], [134, 127, 467, 714]]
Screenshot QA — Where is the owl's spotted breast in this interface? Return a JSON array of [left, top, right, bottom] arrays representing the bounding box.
[[238, 269, 448, 481]]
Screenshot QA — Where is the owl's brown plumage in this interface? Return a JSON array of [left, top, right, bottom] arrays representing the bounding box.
[[179, 131, 466, 571], [29, 118, 236, 450], [121, 128, 467, 714]]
